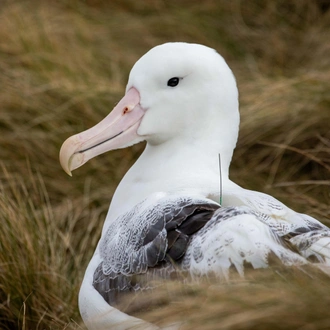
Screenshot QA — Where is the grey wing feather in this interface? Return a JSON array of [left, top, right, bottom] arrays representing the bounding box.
[[93, 194, 219, 306]]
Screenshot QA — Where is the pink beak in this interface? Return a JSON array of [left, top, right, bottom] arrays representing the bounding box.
[[59, 87, 145, 176]]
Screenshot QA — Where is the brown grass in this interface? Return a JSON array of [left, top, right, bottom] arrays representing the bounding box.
[[0, 0, 329, 329], [134, 267, 330, 330]]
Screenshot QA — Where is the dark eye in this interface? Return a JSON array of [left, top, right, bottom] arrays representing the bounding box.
[[167, 77, 180, 87]]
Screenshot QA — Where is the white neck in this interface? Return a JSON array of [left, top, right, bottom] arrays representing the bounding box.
[[105, 114, 239, 223]]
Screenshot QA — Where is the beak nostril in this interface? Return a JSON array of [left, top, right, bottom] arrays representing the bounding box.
[[123, 106, 129, 114]]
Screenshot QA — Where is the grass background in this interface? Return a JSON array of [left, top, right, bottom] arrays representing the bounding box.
[[0, 0, 330, 329]]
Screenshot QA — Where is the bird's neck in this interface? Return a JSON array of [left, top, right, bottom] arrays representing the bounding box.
[[106, 122, 238, 223]]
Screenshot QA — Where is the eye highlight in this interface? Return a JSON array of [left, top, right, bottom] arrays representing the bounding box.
[[167, 77, 180, 87]]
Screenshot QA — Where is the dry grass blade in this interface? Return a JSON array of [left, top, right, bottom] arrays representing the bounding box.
[[128, 267, 330, 330], [0, 166, 88, 329]]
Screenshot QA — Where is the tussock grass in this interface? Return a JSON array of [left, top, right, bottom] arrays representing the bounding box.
[[0, 165, 104, 329], [0, 0, 329, 329], [133, 267, 330, 330]]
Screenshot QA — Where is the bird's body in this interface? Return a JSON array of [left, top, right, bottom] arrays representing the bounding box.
[[60, 42, 330, 330]]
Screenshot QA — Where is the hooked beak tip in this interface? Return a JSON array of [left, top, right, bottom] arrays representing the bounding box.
[[64, 166, 73, 177], [59, 135, 80, 176], [59, 154, 73, 176]]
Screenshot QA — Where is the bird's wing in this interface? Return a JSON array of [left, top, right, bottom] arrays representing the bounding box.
[[226, 189, 330, 268], [183, 206, 309, 279], [93, 194, 220, 307]]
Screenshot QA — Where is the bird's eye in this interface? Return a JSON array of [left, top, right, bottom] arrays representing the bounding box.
[[167, 77, 180, 87]]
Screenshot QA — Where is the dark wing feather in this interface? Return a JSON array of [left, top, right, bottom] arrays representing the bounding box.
[[179, 209, 219, 235], [145, 232, 167, 267], [167, 229, 181, 249], [143, 215, 165, 245], [167, 232, 189, 260], [165, 204, 219, 261], [165, 202, 219, 230]]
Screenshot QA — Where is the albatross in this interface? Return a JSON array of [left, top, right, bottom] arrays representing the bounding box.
[[59, 42, 330, 330]]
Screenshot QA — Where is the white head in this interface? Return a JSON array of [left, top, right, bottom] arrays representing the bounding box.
[[129, 43, 239, 146], [60, 42, 240, 175]]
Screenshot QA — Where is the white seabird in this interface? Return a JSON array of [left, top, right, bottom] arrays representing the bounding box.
[[59, 42, 330, 330]]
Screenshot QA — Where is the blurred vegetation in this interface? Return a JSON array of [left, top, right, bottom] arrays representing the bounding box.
[[0, 0, 329, 329], [135, 267, 330, 330]]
